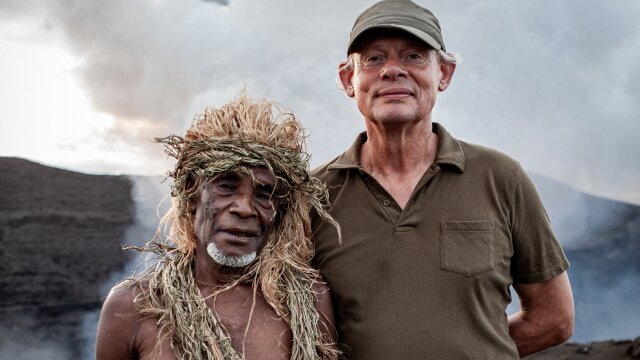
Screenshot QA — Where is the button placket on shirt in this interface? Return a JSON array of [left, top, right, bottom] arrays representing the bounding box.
[[358, 169, 401, 223], [394, 165, 442, 232]]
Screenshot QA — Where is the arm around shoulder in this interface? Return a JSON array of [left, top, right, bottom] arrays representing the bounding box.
[[508, 271, 574, 358], [96, 284, 140, 360]]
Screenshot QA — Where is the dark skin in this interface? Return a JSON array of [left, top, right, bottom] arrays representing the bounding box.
[[96, 168, 336, 360]]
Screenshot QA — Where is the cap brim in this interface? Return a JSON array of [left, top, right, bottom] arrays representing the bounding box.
[[348, 24, 443, 54]]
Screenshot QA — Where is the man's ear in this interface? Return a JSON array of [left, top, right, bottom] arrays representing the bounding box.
[[338, 61, 355, 98], [438, 59, 456, 92]]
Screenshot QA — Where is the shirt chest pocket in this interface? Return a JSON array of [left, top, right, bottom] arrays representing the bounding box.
[[440, 220, 494, 276]]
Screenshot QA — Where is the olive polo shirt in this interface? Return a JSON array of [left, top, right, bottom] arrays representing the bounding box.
[[311, 123, 569, 360]]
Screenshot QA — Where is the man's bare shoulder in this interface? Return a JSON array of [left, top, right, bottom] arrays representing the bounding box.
[[97, 280, 169, 360], [104, 280, 140, 311], [96, 281, 136, 359]]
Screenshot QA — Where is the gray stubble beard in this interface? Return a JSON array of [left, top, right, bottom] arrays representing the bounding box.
[[206, 242, 257, 268]]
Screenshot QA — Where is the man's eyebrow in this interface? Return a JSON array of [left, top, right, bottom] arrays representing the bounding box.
[[215, 172, 240, 181], [255, 181, 274, 190]]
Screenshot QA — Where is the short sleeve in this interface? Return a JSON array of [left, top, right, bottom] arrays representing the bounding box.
[[510, 165, 569, 283]]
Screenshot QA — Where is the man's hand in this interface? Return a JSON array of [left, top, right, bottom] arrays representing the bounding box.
[[508, 271, 574, 358]]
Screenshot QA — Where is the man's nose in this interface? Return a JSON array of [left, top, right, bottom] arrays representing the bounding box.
[[229, 193, 257, 218], [381, 57, 407, 80]]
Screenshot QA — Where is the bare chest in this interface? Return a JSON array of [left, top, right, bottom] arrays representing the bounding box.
[[135, 289, 292, 360], [215, 290, 293, 359]]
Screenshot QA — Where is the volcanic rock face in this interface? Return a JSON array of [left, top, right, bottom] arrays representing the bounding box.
[[0, 157, 134, 358]]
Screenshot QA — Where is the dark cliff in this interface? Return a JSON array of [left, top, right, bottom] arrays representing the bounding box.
[[0, 157, 134, 358]]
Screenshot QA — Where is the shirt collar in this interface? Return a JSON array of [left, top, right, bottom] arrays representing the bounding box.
[[327, 122, 465, 172], [434, 123, 465, 172]]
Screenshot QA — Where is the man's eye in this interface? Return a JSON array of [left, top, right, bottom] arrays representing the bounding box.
[[362, 55, 385, 67], [255, 191, 276, 210], [404, 52, 428, 65], [255, 191, 272, 201], [215, 182, 236, 192], [405, 52, 424, 61]]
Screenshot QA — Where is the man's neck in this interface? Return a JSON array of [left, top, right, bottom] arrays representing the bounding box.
[[361, 120, 438, 174], [360, 120, 438, 209], [193, 251, 249, 290]]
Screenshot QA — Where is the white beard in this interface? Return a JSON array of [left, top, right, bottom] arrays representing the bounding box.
[[206, 242, 257, 268]]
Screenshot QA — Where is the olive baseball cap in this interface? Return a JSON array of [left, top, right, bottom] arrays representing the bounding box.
[[347, 0, 446, 54]]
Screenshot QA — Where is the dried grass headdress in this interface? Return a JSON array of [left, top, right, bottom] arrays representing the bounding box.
[[132, 92, 340, 359]]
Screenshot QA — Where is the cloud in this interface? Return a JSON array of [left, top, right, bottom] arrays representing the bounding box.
[[434, 0, 640, 203], [203, 0, 229, 5], [1, 0, 639, 204]]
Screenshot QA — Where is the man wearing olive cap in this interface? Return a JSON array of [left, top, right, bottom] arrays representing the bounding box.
[[312, 1, 574, 359]]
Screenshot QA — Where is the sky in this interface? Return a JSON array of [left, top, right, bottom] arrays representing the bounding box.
[[0, 0, 639, 205]]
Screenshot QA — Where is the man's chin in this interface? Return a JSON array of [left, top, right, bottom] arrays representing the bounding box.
[[371, 108, 420, 124], [206, 242, 257, 268]]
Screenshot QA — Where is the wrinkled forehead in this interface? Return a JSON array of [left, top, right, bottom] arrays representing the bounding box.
[[201, 167, 288, 196]]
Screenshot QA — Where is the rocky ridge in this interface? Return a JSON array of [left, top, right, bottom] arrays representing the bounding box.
[[0, 157, 134, 358]]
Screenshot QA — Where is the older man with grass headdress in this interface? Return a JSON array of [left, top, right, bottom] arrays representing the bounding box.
[[96, 93, 340, 360]]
